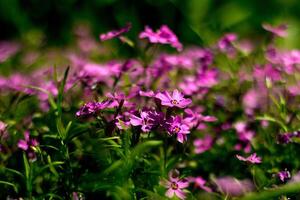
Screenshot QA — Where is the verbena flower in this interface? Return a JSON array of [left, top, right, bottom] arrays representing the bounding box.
[[18, 131, 39, 161], [188, 176, 212, 192], [155, 89, 192, 108], [236, 153, 262, 164], [139, 25, 183, 51], [0, 121, 8, 140], [165, 116, 190, 143], [214, 177, 254, 197], [278, 170, 291, 182], [99, 23, 131, 41], [76, 101, 110, 118], [233, 121, 255, 153], [160, 170, 189, 200], [129, 110, 163, 132], [193, 135, 213, 154], [218, 33, 237, 58], [262, 23, 288, 37]]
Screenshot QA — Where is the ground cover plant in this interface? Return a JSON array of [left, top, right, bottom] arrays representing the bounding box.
[[1, 22, 300, 200]]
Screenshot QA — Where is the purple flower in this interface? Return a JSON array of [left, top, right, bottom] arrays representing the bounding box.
[[129, 110, 163, 132], [233, 121, 255, 153], [277, 133, 293, 144], [278, 170, 291, 182], [165, 116, 190, 143], [0, 121, 8, 140], [214, 177, 254, 196], [160, 170, 189, 200], [76, 101, 110, 118], [139, 25, 183, 51], [155, 89, 192, 108], [236, 153, 262, 164], [218, 33, 237, 58], [99, 23, 131, 41], [18, 131, 39, 161], [262, 23, 288, 37], [188, 176, 212, 192], [196, 68, 218, 88], [193, 135, 213, 154], [139, 90, 155, 97], [0, 41, 20, 63], [253, 64, 282, 82]]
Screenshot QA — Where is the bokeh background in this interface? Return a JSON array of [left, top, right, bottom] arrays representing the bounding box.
[[1, 0, 300, 47], [1, 0, 300, 76]]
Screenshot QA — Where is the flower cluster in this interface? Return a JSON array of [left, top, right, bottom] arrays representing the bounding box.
[[2, 21, 300, 200]]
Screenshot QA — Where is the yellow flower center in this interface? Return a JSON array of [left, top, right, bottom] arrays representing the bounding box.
[[173, 126, 181, 133], [171, 182, 178, 190], [171, 100, 179, 105]]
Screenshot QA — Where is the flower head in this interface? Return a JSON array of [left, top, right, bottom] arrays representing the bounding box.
[[262, 23, 288, 37], [218, 33, 237, 58], [165, 116, 190, 143], [139, 25, 183, 51], [193, 135, 213, 154], [188, 176, 212, 192], [278, 170, 291, 182], [129, 110, 163, 132], [160, 170, 189, 200], [155, 89, 192, 108], [214, 177, 254, 196], [76, 101, 110, 118], [18, 131, 39, 161], [236, 153, 262, 164], [0, 121, 8, 140], [99, 23, 131, 41]]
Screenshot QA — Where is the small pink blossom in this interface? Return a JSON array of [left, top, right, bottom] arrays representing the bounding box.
[[99, 23, 131, 41], [218, 33, 237, 58], [188, 176, 212, 192], [160, 170, 189, 200], [155, 89, 192, 108], [139, 25, 183, 51], [166, 116, 190, 143], [193, 135, 213, 154], [278, 170, 291, 182], [18, 131, 39, 161], [214, 176, 254, 196], [236, 153, 262, 164], [262, 23, 288, 37]]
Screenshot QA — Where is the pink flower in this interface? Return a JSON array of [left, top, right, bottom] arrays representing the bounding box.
[[0, 41, 20, 63], [214, 177, 254, 196], [129, 110, 163, 132], [188, 176, 212, 192], [18, 131, 39, 161], [236, 153, 262, 164], [155, 89, 192, 108], [166, 116, 190, 143], [193, 135, 213, 154], [99, 23, 131, 41], [76, 101, 111, 118], [160, 170, 189, 200], [218, 33, 237, 58], [262, 23, 288, 37], [139, 90, 155, 97], [139, 25, 183, 51], [278, 170, 291, 182], [0, 121, 8, 140]]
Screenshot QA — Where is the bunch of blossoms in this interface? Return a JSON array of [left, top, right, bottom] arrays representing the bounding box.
[[76, 89, 199, 144]]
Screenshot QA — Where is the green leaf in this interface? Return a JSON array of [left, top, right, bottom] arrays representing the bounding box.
[[57, 66, 70, 117], [0, 180, 18, 192], [240, 182, 300, 200], [256, 115, 288, 132]]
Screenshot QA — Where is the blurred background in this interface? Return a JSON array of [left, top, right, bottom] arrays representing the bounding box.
[[1, 0, 300, 46], [1, 0, 300, 76]]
